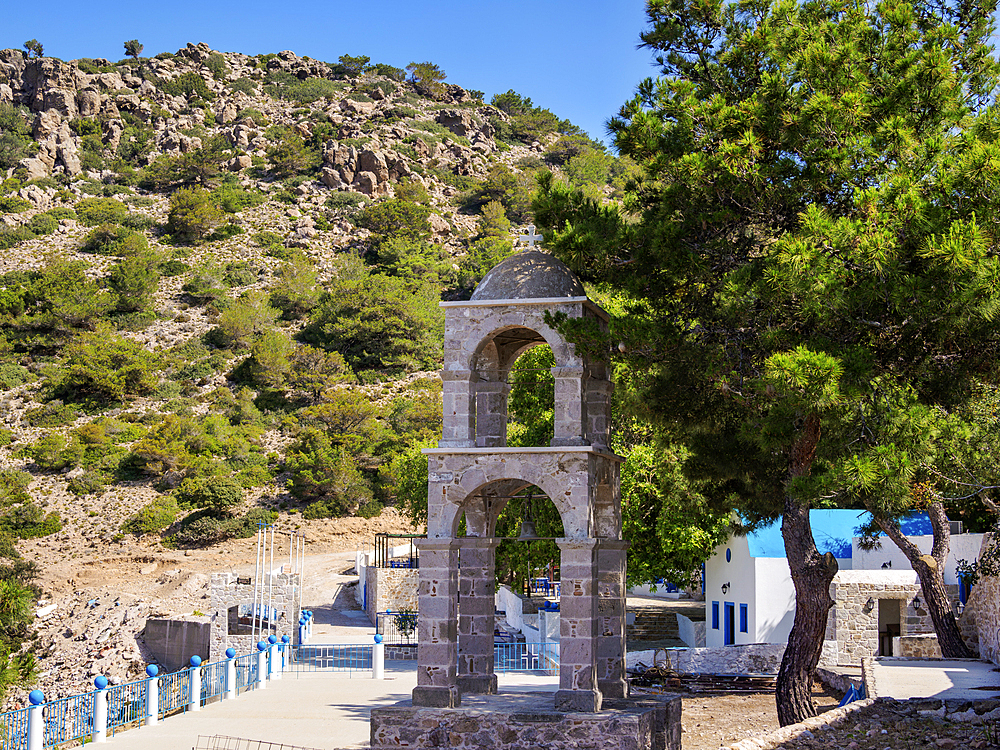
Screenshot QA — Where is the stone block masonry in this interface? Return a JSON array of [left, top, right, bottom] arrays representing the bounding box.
[[364, 566, 418, 624], [209, 572, 300, 662], [371, 694, 682, 750]]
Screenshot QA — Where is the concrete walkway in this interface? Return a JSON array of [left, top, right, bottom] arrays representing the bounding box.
[[97, 666, 559, 750], [867, 658, 1000, 701]]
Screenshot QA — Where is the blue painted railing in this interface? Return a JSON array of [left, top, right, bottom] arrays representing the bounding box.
[[158, 669, 188, 718], [287, 644, 372, 673], [0, 706, 27, 750], [41, 692, 92, 747], [494, 642, 559, 674], [235, 653, 258, 695], [108, 679, 146, 734], [201, 660, 227, 704]]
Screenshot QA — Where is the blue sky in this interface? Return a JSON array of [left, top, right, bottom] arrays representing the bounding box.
[[2, 0, 658, 146]]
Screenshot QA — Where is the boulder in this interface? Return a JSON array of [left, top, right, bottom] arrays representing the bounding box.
[[18, 184, 50, 208], [32, 109, 62, 140], [352, 171, 379, 196], [357, 149, 389, 184], [0, 83, 13, 106], [436, 108, 478, 137], [101, 120, 124, 152], [429, 213, 451, 236], [97, 71, 125, 91], [320, 167, 347, 190], [226, 154, 252, 172], [215, 101, 238, 124], [76, 89, 101, 117], [19, 157, 49, 181]]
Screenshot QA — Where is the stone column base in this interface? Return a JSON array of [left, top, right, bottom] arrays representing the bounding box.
[[412, 685, 461, 708], [554, 688, 602, 713], [599, 678, 630, 700], [457, 674, 497, 695]]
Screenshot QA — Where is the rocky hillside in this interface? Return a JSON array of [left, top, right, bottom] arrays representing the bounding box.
[[0, 42, 622, 707]]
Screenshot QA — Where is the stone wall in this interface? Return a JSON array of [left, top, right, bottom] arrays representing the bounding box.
[[895, 633, 942, 659], [824, 570, 944, 666], [967, 534, 1000, 665], [209, 572, 300, 662], [364, 566, 419, 624], [143, 619, 211, 672], [371, 695, 682, 750], [661, 643, 786, 675]]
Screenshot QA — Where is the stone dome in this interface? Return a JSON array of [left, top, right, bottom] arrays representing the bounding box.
[[470, 250, 585, 301]]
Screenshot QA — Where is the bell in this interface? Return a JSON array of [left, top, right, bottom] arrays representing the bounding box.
[[517, 518, 540, 540]]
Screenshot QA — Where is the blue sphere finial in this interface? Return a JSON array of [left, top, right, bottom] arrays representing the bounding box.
[[29, 689, 44, 705], [257, 641, 267, 652], [94, 676, 108, 690], [281, 635, 290, 644], [225, 647, 236, 659], [190, 655, 202, 667], [374, 634, 383, 644], [268, 634, 277, 645], [146, 665, 158, 678]]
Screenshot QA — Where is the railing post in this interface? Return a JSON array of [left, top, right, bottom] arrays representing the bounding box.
[[256, 641, 268, 690], [27, 690, 44, 750], [298, 617, 306, 645], [374, 634, 385, 680], [280, 635, 290, 673], [189, 656, 202, 712], [267, 635, 280, 680], [93, 676, 108, 743], [145, 665, 159, 726], [225, 648, 237, 700], [307, 610, 313, 639]]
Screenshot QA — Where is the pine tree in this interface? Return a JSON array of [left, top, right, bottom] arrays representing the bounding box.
[[536, 0, 1000, 725]]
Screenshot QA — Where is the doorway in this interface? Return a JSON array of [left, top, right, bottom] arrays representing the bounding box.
[[724, 602, 735, 646], [878, 598, 901, 656]]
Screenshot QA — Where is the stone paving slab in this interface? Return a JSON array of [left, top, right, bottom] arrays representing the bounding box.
[[99, 667, 561, 750], [866, 658, 1000, 701]]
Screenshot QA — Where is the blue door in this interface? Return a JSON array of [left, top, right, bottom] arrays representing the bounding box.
[[724, 602, 735, 645]]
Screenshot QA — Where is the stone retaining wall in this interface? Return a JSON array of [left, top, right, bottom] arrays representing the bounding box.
[[965, 534, 999, 665], [209, 571, 299, 662], [895, 633, 942, 659], [661, 643, 786, 674], [364, 566, 418, 624]]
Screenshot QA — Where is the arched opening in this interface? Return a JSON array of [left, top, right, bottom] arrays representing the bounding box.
[[471, 326, 556, 449], [457, 482, 564, 595], [507, 345, 555, 448]]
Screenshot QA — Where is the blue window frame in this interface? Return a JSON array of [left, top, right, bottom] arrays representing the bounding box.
[[740, 603, 748, 633], [711, 601, 719, 630]]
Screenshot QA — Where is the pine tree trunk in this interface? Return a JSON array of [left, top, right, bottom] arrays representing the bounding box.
[[875, 503, 973, 659], [775, 413, 839, 727]]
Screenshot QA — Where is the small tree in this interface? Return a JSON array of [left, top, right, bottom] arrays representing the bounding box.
[[123, 39, 143, 61], [406, 61, 446, 98], [166, 187, 223, 244], [338, 54, 370, 77], [22, 40, 43, 59]]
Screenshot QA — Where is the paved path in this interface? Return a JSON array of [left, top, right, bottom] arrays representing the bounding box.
[[98, 667, 560, 750], [867, 659, 1000, 701]]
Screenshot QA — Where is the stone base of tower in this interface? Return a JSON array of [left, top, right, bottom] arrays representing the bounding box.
[[370, 692, 681, 750]]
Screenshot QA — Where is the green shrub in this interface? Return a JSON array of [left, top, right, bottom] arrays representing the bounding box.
[[29, 433, 77, 471], [0, 196, 30, 214], [166, 187, 224, 244], [211, 179, 264, 213], [0, 470, 31, 506], [169, 507, 275, 547], [159, 259, 190, 276], [264, 76, 345, 104], [325, 192, 365, 212], [251, 231, 283, 248], [42, 205, 76, 221], [356, 500, 383, 519], [24, 402, 80, 428], [0, 429, 11, 447], [159, 72, 214, 101], [177, 475, 243, 513], [205, 53, 228, 79], [1, 504, 61, 539], [0, 104, 36, 170], [222, 262, 257, 287], [76, 197, 129, 226], [0, 364, 32, 390], [67, 471, 105, 496], [108, 252, 160, 313], [182, 265, 227, 303], [79, 224, 149, 256], [285, 429, 372, 514], [123, 495, 180, 535], [51, 323, 159, 404], [228, 79, 257, 96], [0, 226, 34, 250]]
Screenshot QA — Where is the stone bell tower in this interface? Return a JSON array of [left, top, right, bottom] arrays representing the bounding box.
[[411, 230, 628, 713]]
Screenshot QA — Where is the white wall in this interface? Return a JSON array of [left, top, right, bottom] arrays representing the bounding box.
[[496, 584, 526, 632], [705, 535, 756, 647], [852, 533, 985, 585]]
